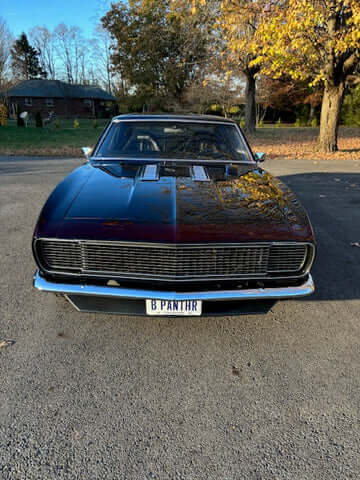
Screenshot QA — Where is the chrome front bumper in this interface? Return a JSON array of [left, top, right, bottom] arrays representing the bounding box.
[[33, 270, 314, 302]]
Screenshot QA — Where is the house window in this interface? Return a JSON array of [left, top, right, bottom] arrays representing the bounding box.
[[24, 98, 32, 106], [45, 98, 54, 107], [83, 99, 92, 106]]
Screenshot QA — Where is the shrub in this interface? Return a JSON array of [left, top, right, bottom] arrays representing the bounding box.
[[73, 119, 80, 128], [311, 118, 317, 128], [257, 119, 264, 128], [239, 118, 245, 128], [35, 111, 43, 128], [342, 85, 360, 126], [294, 104, 309, 126], [229, 106, 240, 115], [17, 113, 25, 127], [92, 119, 98, 129], [208, 104, 222, 115], [0, 104, 7, 126], [55, 119, 61, 129], [276, 118, 281, 127]]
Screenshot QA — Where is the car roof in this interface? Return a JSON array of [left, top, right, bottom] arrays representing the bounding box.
[[112, 113, 237, 124]]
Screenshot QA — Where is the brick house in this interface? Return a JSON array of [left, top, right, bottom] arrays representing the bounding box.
[[5, 79, 117, 118]]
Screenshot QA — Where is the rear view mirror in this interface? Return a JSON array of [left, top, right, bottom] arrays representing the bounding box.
[[82, 147, 92, 161], [255, 152, 266, 162]]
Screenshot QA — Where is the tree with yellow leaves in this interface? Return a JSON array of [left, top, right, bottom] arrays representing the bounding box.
[[216, 0, 271, 133], [189, 0, 273, 133], [255, 0, 360, 152]]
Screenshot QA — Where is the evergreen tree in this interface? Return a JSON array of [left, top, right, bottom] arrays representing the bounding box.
[[35, 111, 43, 128], [11, 33, 47, 79]]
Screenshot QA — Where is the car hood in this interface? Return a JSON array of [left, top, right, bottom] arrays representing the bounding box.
[[35, 163, 314, 243]]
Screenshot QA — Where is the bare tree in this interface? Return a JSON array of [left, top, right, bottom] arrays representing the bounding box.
[[0, 17, 13, 87], [91, 25, 113, 93], [53, 23, 73, 82], [53, 23, 88, 83], [29, 26, 56, 79], [184, 73, 243, 116]]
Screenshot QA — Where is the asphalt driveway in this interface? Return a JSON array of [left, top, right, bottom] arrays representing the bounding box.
[[0, 155, 360, 479]]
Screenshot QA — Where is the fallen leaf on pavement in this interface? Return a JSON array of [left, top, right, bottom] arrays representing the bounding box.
[[0, 339, 15, 349]]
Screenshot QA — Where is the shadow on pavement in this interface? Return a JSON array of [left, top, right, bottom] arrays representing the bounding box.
[[280, 172, 360, 301]]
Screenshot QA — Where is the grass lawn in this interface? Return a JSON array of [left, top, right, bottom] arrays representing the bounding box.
[[0, 119, 109, 156], [0, 120, 359, 160]]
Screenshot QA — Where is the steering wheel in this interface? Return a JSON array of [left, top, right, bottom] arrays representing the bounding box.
[[176, 132, 220, 154], [122, 133, 161, 153]]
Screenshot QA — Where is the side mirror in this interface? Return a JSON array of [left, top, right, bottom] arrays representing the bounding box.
[[254, 152, 266, 163], [82, 147, 92, 161]]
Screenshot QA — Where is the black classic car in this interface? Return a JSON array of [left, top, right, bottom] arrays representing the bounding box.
[[33, 114, 315, 316]]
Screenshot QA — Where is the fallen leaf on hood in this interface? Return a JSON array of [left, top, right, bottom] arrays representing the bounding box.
[[350, 242, 360, 248]]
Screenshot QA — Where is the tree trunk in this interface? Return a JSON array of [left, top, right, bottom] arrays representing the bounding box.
[[244, 73, 256, 134], [318, 83, 345, 152]]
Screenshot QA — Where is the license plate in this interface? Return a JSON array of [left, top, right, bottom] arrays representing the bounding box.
[[146, 299, 202, 316]]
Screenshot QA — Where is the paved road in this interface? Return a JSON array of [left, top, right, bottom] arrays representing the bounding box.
[[1, 156, 360, 479]]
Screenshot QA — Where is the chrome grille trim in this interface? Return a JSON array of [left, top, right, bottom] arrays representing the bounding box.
[[35, 239, 314, 282], [40, 241, 82, 270]]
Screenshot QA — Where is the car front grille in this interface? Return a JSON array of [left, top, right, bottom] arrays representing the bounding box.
[[37, 240, 311, 281]]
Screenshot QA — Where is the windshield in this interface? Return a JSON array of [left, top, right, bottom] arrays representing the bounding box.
[[95, 121, 253, 163]]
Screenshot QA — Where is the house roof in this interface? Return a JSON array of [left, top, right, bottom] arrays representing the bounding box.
[[65, 84, 116, 100], [6, 79, 116, 101]]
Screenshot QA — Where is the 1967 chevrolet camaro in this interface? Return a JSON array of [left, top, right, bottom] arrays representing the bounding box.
[[32, 114, 315, 316]]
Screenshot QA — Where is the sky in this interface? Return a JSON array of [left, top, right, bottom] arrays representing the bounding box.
[[1, 0, 112, 38]]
